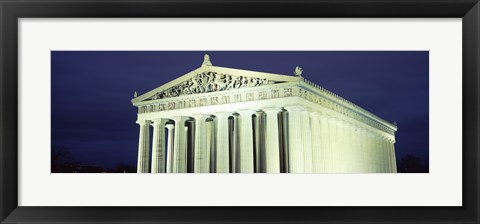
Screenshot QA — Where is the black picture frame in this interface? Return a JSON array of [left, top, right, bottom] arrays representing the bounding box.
[[1, 0, 479, 223]]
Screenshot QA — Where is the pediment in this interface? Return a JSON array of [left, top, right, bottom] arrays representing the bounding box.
[[132, 65, 300, 104]]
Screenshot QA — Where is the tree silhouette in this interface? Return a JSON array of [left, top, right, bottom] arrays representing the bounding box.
[[112, 163, 136, 173], [397, 154, 429, 173], [51, 145, 75, 172]]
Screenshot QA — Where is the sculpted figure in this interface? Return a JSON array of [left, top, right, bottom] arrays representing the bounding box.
[[241, 76, 248, 87], [226, 76, 235, 90], [191, 77, 200, 93], [202, 54, 213, 66], [294, 66, 303, 76], [248, 77, 255, 87], [214, 73, 227, 91], [182, 82, 191, 95], [233, 76, 241, 88]]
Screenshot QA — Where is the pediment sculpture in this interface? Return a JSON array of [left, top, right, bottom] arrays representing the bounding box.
[[146, 72, 281, 101]]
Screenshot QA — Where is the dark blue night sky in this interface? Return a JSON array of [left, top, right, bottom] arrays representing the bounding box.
[[51, 51, 429, 171]]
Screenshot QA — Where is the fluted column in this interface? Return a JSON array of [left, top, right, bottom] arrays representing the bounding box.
[[165, 124, 174, 173], [371, 134, 379, 172], [301, 110, 313, 173], [136, 120, 151, 173], [214, 112, 231, 173], [390, 139, 397, 173], [172, 116, 188, 173], [386, 139, 392, 173], [284, 106, 305, 173], [151, 119, 168, 173], [193, 114, 209, 173], [345, 123, 354, 173], [319, 114, 330, 173], [237, 110, 255, 173], [359, 128, 368, 173], [367, 131, 375, 173], [383, 138, 390, 172], [382, 137, 388, 173], [336, 120, 346, 172], [310, 112, 322, 173], [375, 135, 382, 172], [263, 108, 281, 173], [381, 137, 388, 173], [327, 117, 338, 173]]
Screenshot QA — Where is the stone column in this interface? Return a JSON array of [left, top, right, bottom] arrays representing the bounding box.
[[383, 137, 393, 173], [253, 111, 264, 173], [375, 135, 382, 173], [151, 119, 168, 173], [390, 139, 398, 173], [263, 107, 281, 173], [345, 123, 354, 173], [367, 131, 374, 172], [165, 124, 174, 173], [214, 112, 231, 173], [172, 116, 188, 173], [310, 112, 322, 173], [351, 124, 361, 172], [136, 120, 151, 173], [206, 119, 214, 172], [284, 106, 305, 173], [319, 114, 330, 173], [371, 134, 379, 172], [193, 114, 209, 173], [327, 117, 338, 173], [237, 110, 255, 173], [301, 110, 313, 173], [337, 120, 347, 172], [359, 128, 368, 173]]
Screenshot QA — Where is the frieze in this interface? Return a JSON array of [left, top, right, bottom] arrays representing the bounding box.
[[246, 92, 254, 101], [200, 98, 207, 106], [258, 91, 267, 100], [138, 85, 395, 135], [234, 94, 241, 102], [222, 96, 230, 104], [145, 71, 280, 101], [272, 89, 279, 98]]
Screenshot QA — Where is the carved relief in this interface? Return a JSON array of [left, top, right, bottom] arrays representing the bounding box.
[[211, 96, 218, 105], [284, 88, 292, 97], [258, 91, 267, 100], [222, 96, 230, 104], [234, 94, 241, 102], [271, 89, 279, 98], [146, 71, 279, 101], [246, 92, 254, 101]]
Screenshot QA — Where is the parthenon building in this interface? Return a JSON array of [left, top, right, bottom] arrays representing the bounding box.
[[132, 55, 398, 173]]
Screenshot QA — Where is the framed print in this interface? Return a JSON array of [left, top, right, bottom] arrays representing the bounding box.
[[1, 0, 479, 223]]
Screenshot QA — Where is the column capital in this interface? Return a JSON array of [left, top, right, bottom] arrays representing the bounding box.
[[261, 107, 282, 114], [136, 120, 152, 126], [236, 109, 257, 116], [212, 111, 233, 117], [150, 118, 169, 126], [310, 111, 321, 118], [171, 116, 189, 123], [192, 114, 210, 119], [283, 105, 306, 112], [165, 123, 174, 129], [387, 138, 396, 143]]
